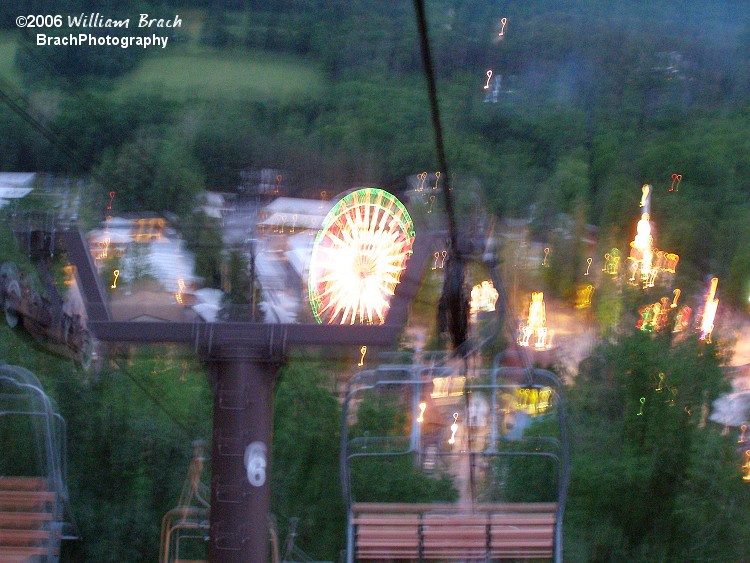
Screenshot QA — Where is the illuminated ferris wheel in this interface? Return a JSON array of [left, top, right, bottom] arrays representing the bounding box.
[[308, 188, 416, 325]]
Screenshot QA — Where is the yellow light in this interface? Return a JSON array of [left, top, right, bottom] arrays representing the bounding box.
[[357, 345, 367, 367], [175, 278, 185, 305], [640, 184, 651, 208], [470, 280, 499, 313], [110, 269, 119, 289], [743, 450, 750, 482], [637, 397, 645, 416], [700, 278, 719, 341], [417, 402, 426, 423], [519, 292, 547, 348], [431, 376, 466, 399], [514, 387, 553, 415], [669, 174, 682, 192], [448, 412, 458, 445], [63, 264, 76, 286], [603, 248, 621, 276], [575, 284, 594, 309], [101, 237, 110, 259], [655, 372, 665, 392]]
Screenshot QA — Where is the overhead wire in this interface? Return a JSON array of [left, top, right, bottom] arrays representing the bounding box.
[[412, 0, 470, 351], [109, 354, 197, 439], [411, 0, 536, 380]]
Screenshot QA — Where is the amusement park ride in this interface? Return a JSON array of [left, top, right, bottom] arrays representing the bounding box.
[[0, 178, 571, 561], [0, 5, 573, 561], [0, 187, 434, 562]]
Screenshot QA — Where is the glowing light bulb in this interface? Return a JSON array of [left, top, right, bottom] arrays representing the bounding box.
[[110, 269, 119, 289], [584, 257, 592, 275], [519, 292, 547, 348], [484, 70, 493, 89], [448, 412, 459, 445], [637, 397, 645, 416], [655, 372, 665, 392], [499, 17, 507, 36], [700, 277, 719, 341], [542, 247, 550, 267], [640, 184, 651, 208], [358, 345, 367, 367], [417, 172, 427, 192], [417, 402, 426, 423], [669, 173, 682, 192], [672, 288, 681, 308], [175, 278, 185, 304]]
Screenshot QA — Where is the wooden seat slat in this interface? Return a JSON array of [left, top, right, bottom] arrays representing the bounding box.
[[0, 545, 56, 556], [0, 478, 48, 492], [490, 540, 554, 549], [423, 535, 487, 544], [354, 502, 557, 561], [353, 516, 422, 525], [353, 501, 557, 512], [0, 512, 52, 528], [0, 527, 52, 546], [422, 529, 487, 539], [491, 515, 556, 525], [357, 531, 419, 541], [0, 492, 56, 512], [490, 530, 555, 543], [423, 516, 487, 525]]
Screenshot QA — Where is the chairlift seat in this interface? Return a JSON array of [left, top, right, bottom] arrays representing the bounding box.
[[353, 502, 557, 560]]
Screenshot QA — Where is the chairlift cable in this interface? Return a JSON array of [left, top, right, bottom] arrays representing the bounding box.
[[413, 0, 470, 350], [412, 0, 459, 249], [110, 356, 195, 439]]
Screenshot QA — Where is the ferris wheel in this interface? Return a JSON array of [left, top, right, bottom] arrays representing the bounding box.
[[308, 188, 415, 325]]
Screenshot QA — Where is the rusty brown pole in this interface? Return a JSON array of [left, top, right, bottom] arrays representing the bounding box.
[[207, 345, 282, 563]]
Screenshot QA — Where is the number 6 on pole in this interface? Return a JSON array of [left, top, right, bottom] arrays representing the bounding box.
[[244, 442, 267, 487]]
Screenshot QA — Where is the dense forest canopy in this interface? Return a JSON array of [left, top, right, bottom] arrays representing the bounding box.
[[2, 0, 748, 305]]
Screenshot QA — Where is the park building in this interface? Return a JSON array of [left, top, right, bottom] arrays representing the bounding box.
[[85, 214, 199, 323], [0, 172, 35, 209], [252, 196, 335, 323]]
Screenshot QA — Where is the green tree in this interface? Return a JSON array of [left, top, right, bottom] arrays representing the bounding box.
[[347, 393, 458, 504], [565, 331, 746, 560], [94, 135, 204, 216], [181, 210, 223, 288], [271, 361, 346, 559]]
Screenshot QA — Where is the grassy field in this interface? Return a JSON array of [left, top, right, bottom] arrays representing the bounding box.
[[0, 32, 21, 86], [113, 48, 326, 104]]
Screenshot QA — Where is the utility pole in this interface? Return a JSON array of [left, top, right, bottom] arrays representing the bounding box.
[[62, 228, 432, 562]]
